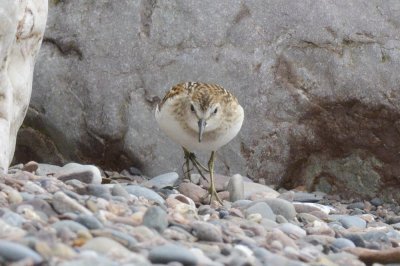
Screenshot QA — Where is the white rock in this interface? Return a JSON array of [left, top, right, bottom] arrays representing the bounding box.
[[0, 0, 47, 172]]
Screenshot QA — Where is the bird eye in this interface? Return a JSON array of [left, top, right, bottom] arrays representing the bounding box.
[[213, 108, 218, 114], [190, 104, 195, 112]]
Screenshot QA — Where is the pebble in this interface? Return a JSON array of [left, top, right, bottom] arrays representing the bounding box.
[[278, 223, 307, 239], [0, 162, 397, 266], [56, 163, 102, 184], [227, 174, 244, 202], [22, 161, 39, 173], [143, 172, 179, 189], [142, 206, 169, 233], [262, 198, 297, 221], [148, 244, 197, 265], [0, 240, 42, 263], [125, 185, 164, 204], [191, 221, 223, 242], [339, 216, 367, 229], [245, 202, 276, 221]]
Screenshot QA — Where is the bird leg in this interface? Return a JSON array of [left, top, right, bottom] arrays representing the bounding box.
[[182, 147, 208, 181], [207, 151, 223, 204]]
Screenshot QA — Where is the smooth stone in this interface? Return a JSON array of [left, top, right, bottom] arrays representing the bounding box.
[[243, 182, 279, 199], [278, 223, 307, 239], [260, 219, 279, 231], [23, 181, 47, 194], [347, 202, 365, 210], [232, 199, 253, 209], [386, 216, 400, 224], [52, 220, 90, 235], [392, 223, 400, 230], [111, 184, 131, 199], [245, 202, 276, 221], [370, 197, 383, 207], [142, 206, 168, 233], [178, 182, 207, 204], [0, 185, 22, 204], [27, 198, 57, 217], [227, 174, 244, 202], [339, 216, 367, 229], [261, 198, 296, 221], [22, 161, 39, 173], [342, 233, 366, 248], [52, 191, 92, 215], [56, 163, 102, 184], [149, 244, 197, 265], [0, 219, 26, 238], [331, 238, 356, 250], [87, 184, 112, 200], [191, 221, 222, 242], [297, 213, 321, 224], [81, 237, 133, 258], [292, 191, 324, 202], [0, 210, 25, 227], [58, 253, 119, 266], [361, 231, 391, 249], [0, 240, 42, 263], [275, 215, 288, 224], [143, 172, 179, 189], [293, 202, 334, 215], [125, 185, 165, 204], [75, 215, 104, 230], [36, 163, 62, 176], [91, 229, 138, 249]]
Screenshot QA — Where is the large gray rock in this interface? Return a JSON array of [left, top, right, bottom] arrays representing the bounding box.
[[0, 0, 47, 172], [17, 1, 400, 201]]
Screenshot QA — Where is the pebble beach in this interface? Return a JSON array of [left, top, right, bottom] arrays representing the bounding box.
[[0, 161, 399, 266]]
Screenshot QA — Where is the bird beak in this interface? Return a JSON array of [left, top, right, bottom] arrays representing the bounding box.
[[198, 119, 207, 142]]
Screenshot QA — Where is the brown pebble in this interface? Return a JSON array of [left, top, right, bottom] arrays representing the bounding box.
[[22, 161, 39, 173]]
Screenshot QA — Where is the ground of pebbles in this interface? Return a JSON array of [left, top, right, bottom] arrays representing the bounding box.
[[0, 161, 399, 266]]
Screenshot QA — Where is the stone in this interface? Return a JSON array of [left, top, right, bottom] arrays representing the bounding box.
[[243, 183, 280, 200], [292, 192, 325, 203], [56, 163, 102, 184], [142, 206, 168, 233], [178, 182, 207, 204], [87, 184, 112, 200], [370, 198, 383, 207], [143, 172, 179, 189], [339, 216, 367, 229], [52, 191, 92, 215], [125, 185, 165, 204], [278, 223, 307, 240], [331, 238, 356, 251], [191, 221, 222, 242], [227, 174, 244, 202], [22, 161, 39, 173], [149, 244, 197, 265], [0, 240, 42, 264], [36, 164, 62, 176], [111, 184, 131, 199], [75, 215, 104, 230], [81, 237, 134, 258], [91, 229, 138, 250], [0, 0, 47, 172], [262, 198, 297, 221], [245, 202, 276, 221], [293, 202, 334, 215]]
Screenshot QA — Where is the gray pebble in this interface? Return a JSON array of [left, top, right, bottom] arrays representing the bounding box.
[[143, 206, 168, 233], [278, 223, 307, 239], [0, 240, 42, 263], [111, 184, 131, 199], [125, 185, 165, 204], [245, 202, 276, 221], [52, 220, 90, 234], [347, 202, 365, 210], [339, 216, 367, 229], [370, 197, 383, 206], [76, 214, 104, 229], [149, 244, 197, 265], [262, 198, 297, 221], [227, 174, 244, 202], [91, 229, 138, 249], [191, 221, 222, 242], [143, 172, 179, 189], [52, 191, 92, 215], [87, 184, 112, 200], [331, 238, 356, 250], [292, 192, 324, 203], [56, 163, 102, 184]]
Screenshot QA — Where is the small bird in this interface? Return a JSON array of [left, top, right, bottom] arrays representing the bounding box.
[[155, 82, 244, 204]]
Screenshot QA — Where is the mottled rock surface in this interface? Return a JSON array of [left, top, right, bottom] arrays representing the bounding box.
[[0, 0, 47, 172], [17, 1, 400, 200]]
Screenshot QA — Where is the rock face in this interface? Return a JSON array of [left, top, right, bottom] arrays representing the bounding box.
[[18, 1, 400, 200], [0, 0, 47, 172]]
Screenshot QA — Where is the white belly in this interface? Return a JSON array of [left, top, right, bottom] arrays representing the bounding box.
[[155, 105, 243, 152]]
